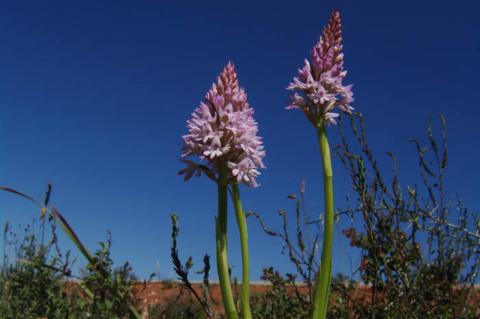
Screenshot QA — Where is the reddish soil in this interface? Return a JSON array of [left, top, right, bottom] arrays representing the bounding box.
[[134, 281, 272, 313], [133, 281, 311, 315], [133, 282, 480, 316]]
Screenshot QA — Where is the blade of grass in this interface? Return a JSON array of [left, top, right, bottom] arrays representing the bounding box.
[[0, 186, 41, 206], [50, 207, 94, 264]]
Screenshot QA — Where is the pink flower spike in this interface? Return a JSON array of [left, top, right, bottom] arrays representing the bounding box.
[[287, 10, 354, 126], [180, 62, 265, 187]]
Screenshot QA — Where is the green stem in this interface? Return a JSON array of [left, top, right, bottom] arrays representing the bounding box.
[[231, 184, 252, 319], [312, 123, 335, 319], [216, 168, 239, 319]]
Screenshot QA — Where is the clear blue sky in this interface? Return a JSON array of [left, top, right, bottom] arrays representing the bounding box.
[[1, 1, 479, 280]]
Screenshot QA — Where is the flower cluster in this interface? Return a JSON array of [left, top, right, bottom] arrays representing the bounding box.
[[288, 10, 354, 125], [180, 63, 265, 187]]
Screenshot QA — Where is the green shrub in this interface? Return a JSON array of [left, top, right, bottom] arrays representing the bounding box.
[[0, 221, 82, 319]]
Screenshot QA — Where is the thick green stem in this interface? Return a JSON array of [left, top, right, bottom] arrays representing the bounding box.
[[312, 123, 335, 319], [231, 184, 252, 319], [216, 169, 239, 319]]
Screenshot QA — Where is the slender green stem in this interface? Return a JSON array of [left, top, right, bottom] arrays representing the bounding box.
[[231, 184, 252, 319], [216, 168, 239, 319], [312, 123, 335, 319]]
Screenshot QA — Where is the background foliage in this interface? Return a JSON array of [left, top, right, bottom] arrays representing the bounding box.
[[0, 114, 478, 318]]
